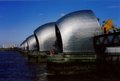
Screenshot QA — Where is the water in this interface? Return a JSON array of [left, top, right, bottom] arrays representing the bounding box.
[[0, 51, 46, 81], [0, 51, 120, 81]]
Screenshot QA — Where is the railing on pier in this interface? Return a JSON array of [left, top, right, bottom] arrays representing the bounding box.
[[93, 32, 120, 62]]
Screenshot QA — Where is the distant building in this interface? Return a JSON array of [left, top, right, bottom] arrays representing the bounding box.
[[2, 43, 17, 48]]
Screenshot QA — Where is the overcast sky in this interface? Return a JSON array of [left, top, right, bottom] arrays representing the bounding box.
[[0, 0, 120, 46]]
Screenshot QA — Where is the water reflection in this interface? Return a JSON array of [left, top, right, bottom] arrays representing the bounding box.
[[0, 51, 120, 81], [0, 51, 46, 81], [47, 60, 120, 81]]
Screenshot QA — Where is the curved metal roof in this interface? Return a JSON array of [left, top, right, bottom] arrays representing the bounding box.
[[26, 35, 37, 51], [56, 10, 100, 53], [34, 22, 56, 52], [20, 40, 28, 51]]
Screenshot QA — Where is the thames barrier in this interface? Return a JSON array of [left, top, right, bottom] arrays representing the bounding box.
[[1, 10, 120, 81]]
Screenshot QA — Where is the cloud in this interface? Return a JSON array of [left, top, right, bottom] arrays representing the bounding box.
[[60, 13, 66, 17], [108, 5, 120, 8]]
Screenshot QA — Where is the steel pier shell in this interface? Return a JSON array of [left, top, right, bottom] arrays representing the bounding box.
[[20, 40, 28, 51], [34, 22, 56, 52], [26, 35, 37, 51], [56, 10, 100, 53]]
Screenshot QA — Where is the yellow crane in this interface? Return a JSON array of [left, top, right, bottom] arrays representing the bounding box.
[[101, 19, 119, 34]]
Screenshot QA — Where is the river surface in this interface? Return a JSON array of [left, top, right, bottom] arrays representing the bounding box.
[[0, 51, 46, 81], [0, 51, 120, 81]]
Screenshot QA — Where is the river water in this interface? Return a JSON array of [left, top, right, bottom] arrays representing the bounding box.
[[0, 51, 46, 81], [0, 51, 120, 81]]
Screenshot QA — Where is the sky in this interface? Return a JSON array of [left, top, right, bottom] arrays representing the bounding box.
[[0, 0, 120, 46]]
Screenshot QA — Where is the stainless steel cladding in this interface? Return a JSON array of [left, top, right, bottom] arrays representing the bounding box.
[[24, 41, 28, 51], [20, 43, 24, 50], [34, 22, 56, 52], [56, 10, 100, 53], [20, 40, 28, 51], [26, 35, 37, 51]]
